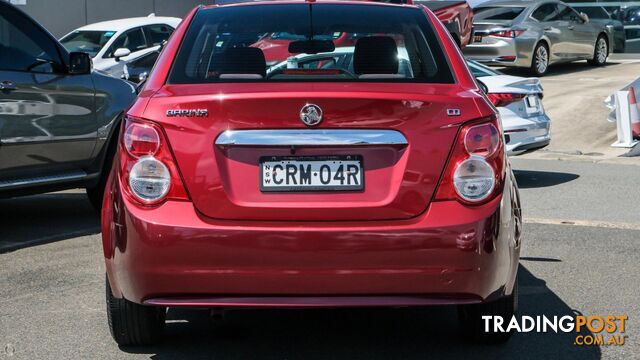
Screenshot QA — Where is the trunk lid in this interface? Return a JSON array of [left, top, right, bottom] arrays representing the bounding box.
[[146, 83, 481, 221]]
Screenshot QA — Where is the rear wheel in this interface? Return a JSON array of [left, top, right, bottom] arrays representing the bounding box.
[[588, 35, 608, 66], [530, 42, 549, 76], [458, 276, 518, 344], [106, 276, 166, 346]]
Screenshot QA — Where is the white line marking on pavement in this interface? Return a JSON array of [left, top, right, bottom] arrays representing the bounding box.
[[525, 218, 640, 230]]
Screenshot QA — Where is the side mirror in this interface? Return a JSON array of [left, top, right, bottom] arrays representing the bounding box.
[[579, 12, 589, 23], [68, 52, 92, 75], [138, 71, 149, 83], [114, 48, 131, 61]]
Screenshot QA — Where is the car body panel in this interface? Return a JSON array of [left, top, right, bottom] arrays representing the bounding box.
[[0, 1, 137, 196], [103, 169, 521, 304], [146, 83, 480, 221], [416, 0, 475, 47], [574, 6, 625, 53]]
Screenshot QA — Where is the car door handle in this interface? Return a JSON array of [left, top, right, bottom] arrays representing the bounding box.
[[0, 81, 17, 91], [568, 25, 575, 30], [544, 27, 552, 31]]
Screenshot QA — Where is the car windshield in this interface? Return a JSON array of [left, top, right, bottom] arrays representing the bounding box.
[[474, 6, 526, 21], [60, 30, 116, 57], [169, 4, 453, 84]]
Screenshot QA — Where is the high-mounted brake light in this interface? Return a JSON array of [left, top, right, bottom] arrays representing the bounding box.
[[119, 116, 189, 205], [489, 30, 525, 38], [435, 115, 505, 205]]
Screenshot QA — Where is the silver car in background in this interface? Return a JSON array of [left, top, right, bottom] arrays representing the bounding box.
[[464, 0, 612, 75]]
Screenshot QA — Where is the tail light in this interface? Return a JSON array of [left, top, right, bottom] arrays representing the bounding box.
[[118, 116, 189, 205], [486, 93, 526, 107], [435, 115, 505, 205], [489, 29, 525, 38]]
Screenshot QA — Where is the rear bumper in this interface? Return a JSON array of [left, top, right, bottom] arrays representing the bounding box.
[[103, 176, 520, 307], [504, 113, 551, 156], [463, 37, 533, 68]]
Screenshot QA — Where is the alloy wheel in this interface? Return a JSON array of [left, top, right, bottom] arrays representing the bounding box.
[[535, 45, 548, 74], [596, 38, 607, 64]]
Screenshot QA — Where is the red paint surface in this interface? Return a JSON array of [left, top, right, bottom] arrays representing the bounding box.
[[103, 0, 519, 308]]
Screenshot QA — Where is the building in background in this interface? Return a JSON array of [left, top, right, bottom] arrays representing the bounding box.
[[3, 0, 213, 37]]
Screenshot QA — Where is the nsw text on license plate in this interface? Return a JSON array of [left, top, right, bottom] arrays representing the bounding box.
[[260, 156, 364, 192]]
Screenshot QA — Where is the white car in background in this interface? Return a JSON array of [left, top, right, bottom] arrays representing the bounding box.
[[468, 60, 551, 155], [60, 14, 181, 72]]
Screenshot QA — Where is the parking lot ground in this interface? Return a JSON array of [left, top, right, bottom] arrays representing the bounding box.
[[500, 59, 640, 161], [1, 157, 638, 359]]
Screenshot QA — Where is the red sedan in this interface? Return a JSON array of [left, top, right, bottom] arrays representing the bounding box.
[[102, 0, 522, 346]]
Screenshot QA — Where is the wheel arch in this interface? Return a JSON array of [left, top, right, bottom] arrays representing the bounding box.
[[530, 39, 549, 68]]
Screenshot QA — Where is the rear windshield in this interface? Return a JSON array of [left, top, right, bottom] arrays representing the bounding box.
[[474, 6, 526, 21], [168, 4, 454, 84]]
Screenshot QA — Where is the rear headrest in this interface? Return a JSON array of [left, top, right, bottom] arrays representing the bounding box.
[[211, 47, 266, 78], [353, 36, 399, 75]]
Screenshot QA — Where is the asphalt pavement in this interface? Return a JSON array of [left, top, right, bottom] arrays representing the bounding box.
[[1, 157, 638, 360]]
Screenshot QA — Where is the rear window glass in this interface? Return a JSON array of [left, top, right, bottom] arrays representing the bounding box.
[[168, 4, 454, 84], [474, 6, 526, 21]]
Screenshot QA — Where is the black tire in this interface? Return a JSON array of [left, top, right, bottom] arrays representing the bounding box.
[[458, 276, 518, 344], [530, 42, 549, 76], [106, 275, 166, 346], [87, 184, 106, 212], [587, 35, 608, 66]]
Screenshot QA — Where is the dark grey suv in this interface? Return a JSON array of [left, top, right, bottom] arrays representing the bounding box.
[[0, 2, 136, 209]]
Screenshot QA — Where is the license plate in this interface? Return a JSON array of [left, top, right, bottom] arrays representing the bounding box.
[[473, 34, 483, 43], [525, 95, 539, 113], [260, 155, 364, 192]]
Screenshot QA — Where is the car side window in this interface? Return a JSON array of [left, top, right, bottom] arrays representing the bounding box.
[[532, 3, 559, 22], [557, 5, 579, 22], [144, 24, 174, 46], [105, 28, 147, 58], [0, 6, 61, 73]]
